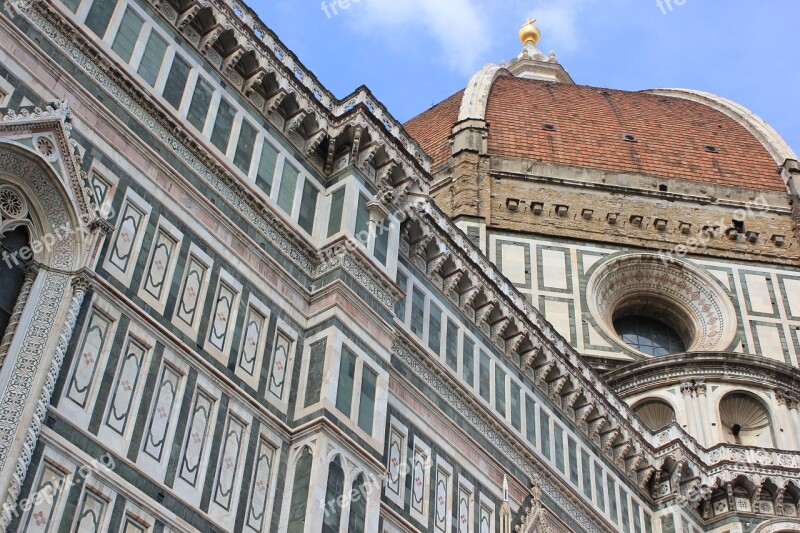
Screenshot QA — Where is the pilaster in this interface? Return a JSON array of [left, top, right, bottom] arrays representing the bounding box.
[[694, 382, 712, 447], [680, 382, 698, 442]]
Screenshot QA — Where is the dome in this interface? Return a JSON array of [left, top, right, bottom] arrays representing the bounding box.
[[405, 71, 794, 192]]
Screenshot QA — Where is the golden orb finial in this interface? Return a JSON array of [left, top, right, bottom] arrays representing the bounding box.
[[519, 17, 541, 46]]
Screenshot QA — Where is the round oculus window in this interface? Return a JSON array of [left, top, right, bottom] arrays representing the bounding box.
[[585, 253, 738, 356]]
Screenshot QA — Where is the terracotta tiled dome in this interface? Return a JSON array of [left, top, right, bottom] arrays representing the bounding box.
[[406, 74, 787, 191]]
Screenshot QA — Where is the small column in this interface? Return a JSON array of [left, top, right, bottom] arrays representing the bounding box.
[[680, 381, 698, 440], [694, 382, 713, 447]]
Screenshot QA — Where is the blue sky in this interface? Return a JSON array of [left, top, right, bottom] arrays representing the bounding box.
[[257, 0, 800, 155]]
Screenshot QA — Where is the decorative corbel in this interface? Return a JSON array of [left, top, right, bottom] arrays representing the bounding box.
[[377, 160, 400, 187], [426, 250, 450, 278], [637, 465, 657, 489], [304, 130, 326, 156], [325, 134, 338, 174], [588, 414, 608, 439], [520, 347, 542, 373], [359, 143, 380, 168], [625, 453, 644, 477], [614, 441, 633, 464], [199, 25, 226, 55], [459, 285, 481, 312], [474, 300, 496, 327], [221, 47, 245, 74], [176, 4, 201, 31], [561, 389, 582, 412], [505, 331, 527, 359], [490, 315, 511, 340], [442, 269, 464, 294], [533, 360, 555, 388], [243, 69, 267, 97], [410, 233, 433, 260], [265, 89, 287, 115], [350, 126, 364, 162], [285, 110, 308, 134], [547, 375, 568, 400]]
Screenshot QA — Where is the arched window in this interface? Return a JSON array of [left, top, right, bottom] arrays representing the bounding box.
[[287, 447, 313, 533], [348, 474, 368, 533], [783, 483, 799, 517], [720, 393, 774, 447], [0, 226, 30, 341], [322, 456, 345, 533], [732, 486, 752, 512], [633, 399, 676, 431], [758, 480, 778, 514]]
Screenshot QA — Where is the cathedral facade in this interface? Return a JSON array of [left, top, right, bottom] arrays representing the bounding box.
[[0, 1, 796, 532]]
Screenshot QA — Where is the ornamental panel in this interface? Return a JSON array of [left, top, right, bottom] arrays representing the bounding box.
[[237, 306, 265, 379], [175, 255, 209, 330], [208, 281, 237, 352], [104, 337, 147, 435], [434, 466, 451, 532], [21, 463, 67, 532], [246, 438, 276, 532], [108, 201, 145, 274], [65, 310, 111, 409], [386, 428, 404, 498], [73, 491, 107, 533], [213, 412, 247, 511], [267, 331, 292, 400], [142, 363, 181, 463], [142, 228, 178, 304], [179, 389, 215, 487]]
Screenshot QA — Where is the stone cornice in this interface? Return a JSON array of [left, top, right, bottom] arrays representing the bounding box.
[[605, 353, 800, 397], [489, 167, 793, 213], [222, 0, 430, 166], [142, 0, 432, 184]]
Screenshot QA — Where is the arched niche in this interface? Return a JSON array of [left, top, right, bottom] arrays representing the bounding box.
[[719, 392, 775, 448], [633, 398, 677, 432]]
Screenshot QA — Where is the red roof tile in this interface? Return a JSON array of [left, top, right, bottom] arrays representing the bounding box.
[[406, 77, 784, 191], [404, 89, 464, 171]]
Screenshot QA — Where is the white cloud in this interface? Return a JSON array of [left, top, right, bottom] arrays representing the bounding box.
[[335, 0, 609, 75], [347, 0, 491, 75], [531, 4, 581, 52]]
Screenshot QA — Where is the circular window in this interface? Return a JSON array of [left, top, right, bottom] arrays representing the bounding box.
[[614, 316, 686, 356], [586, 253, 737, 356]]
